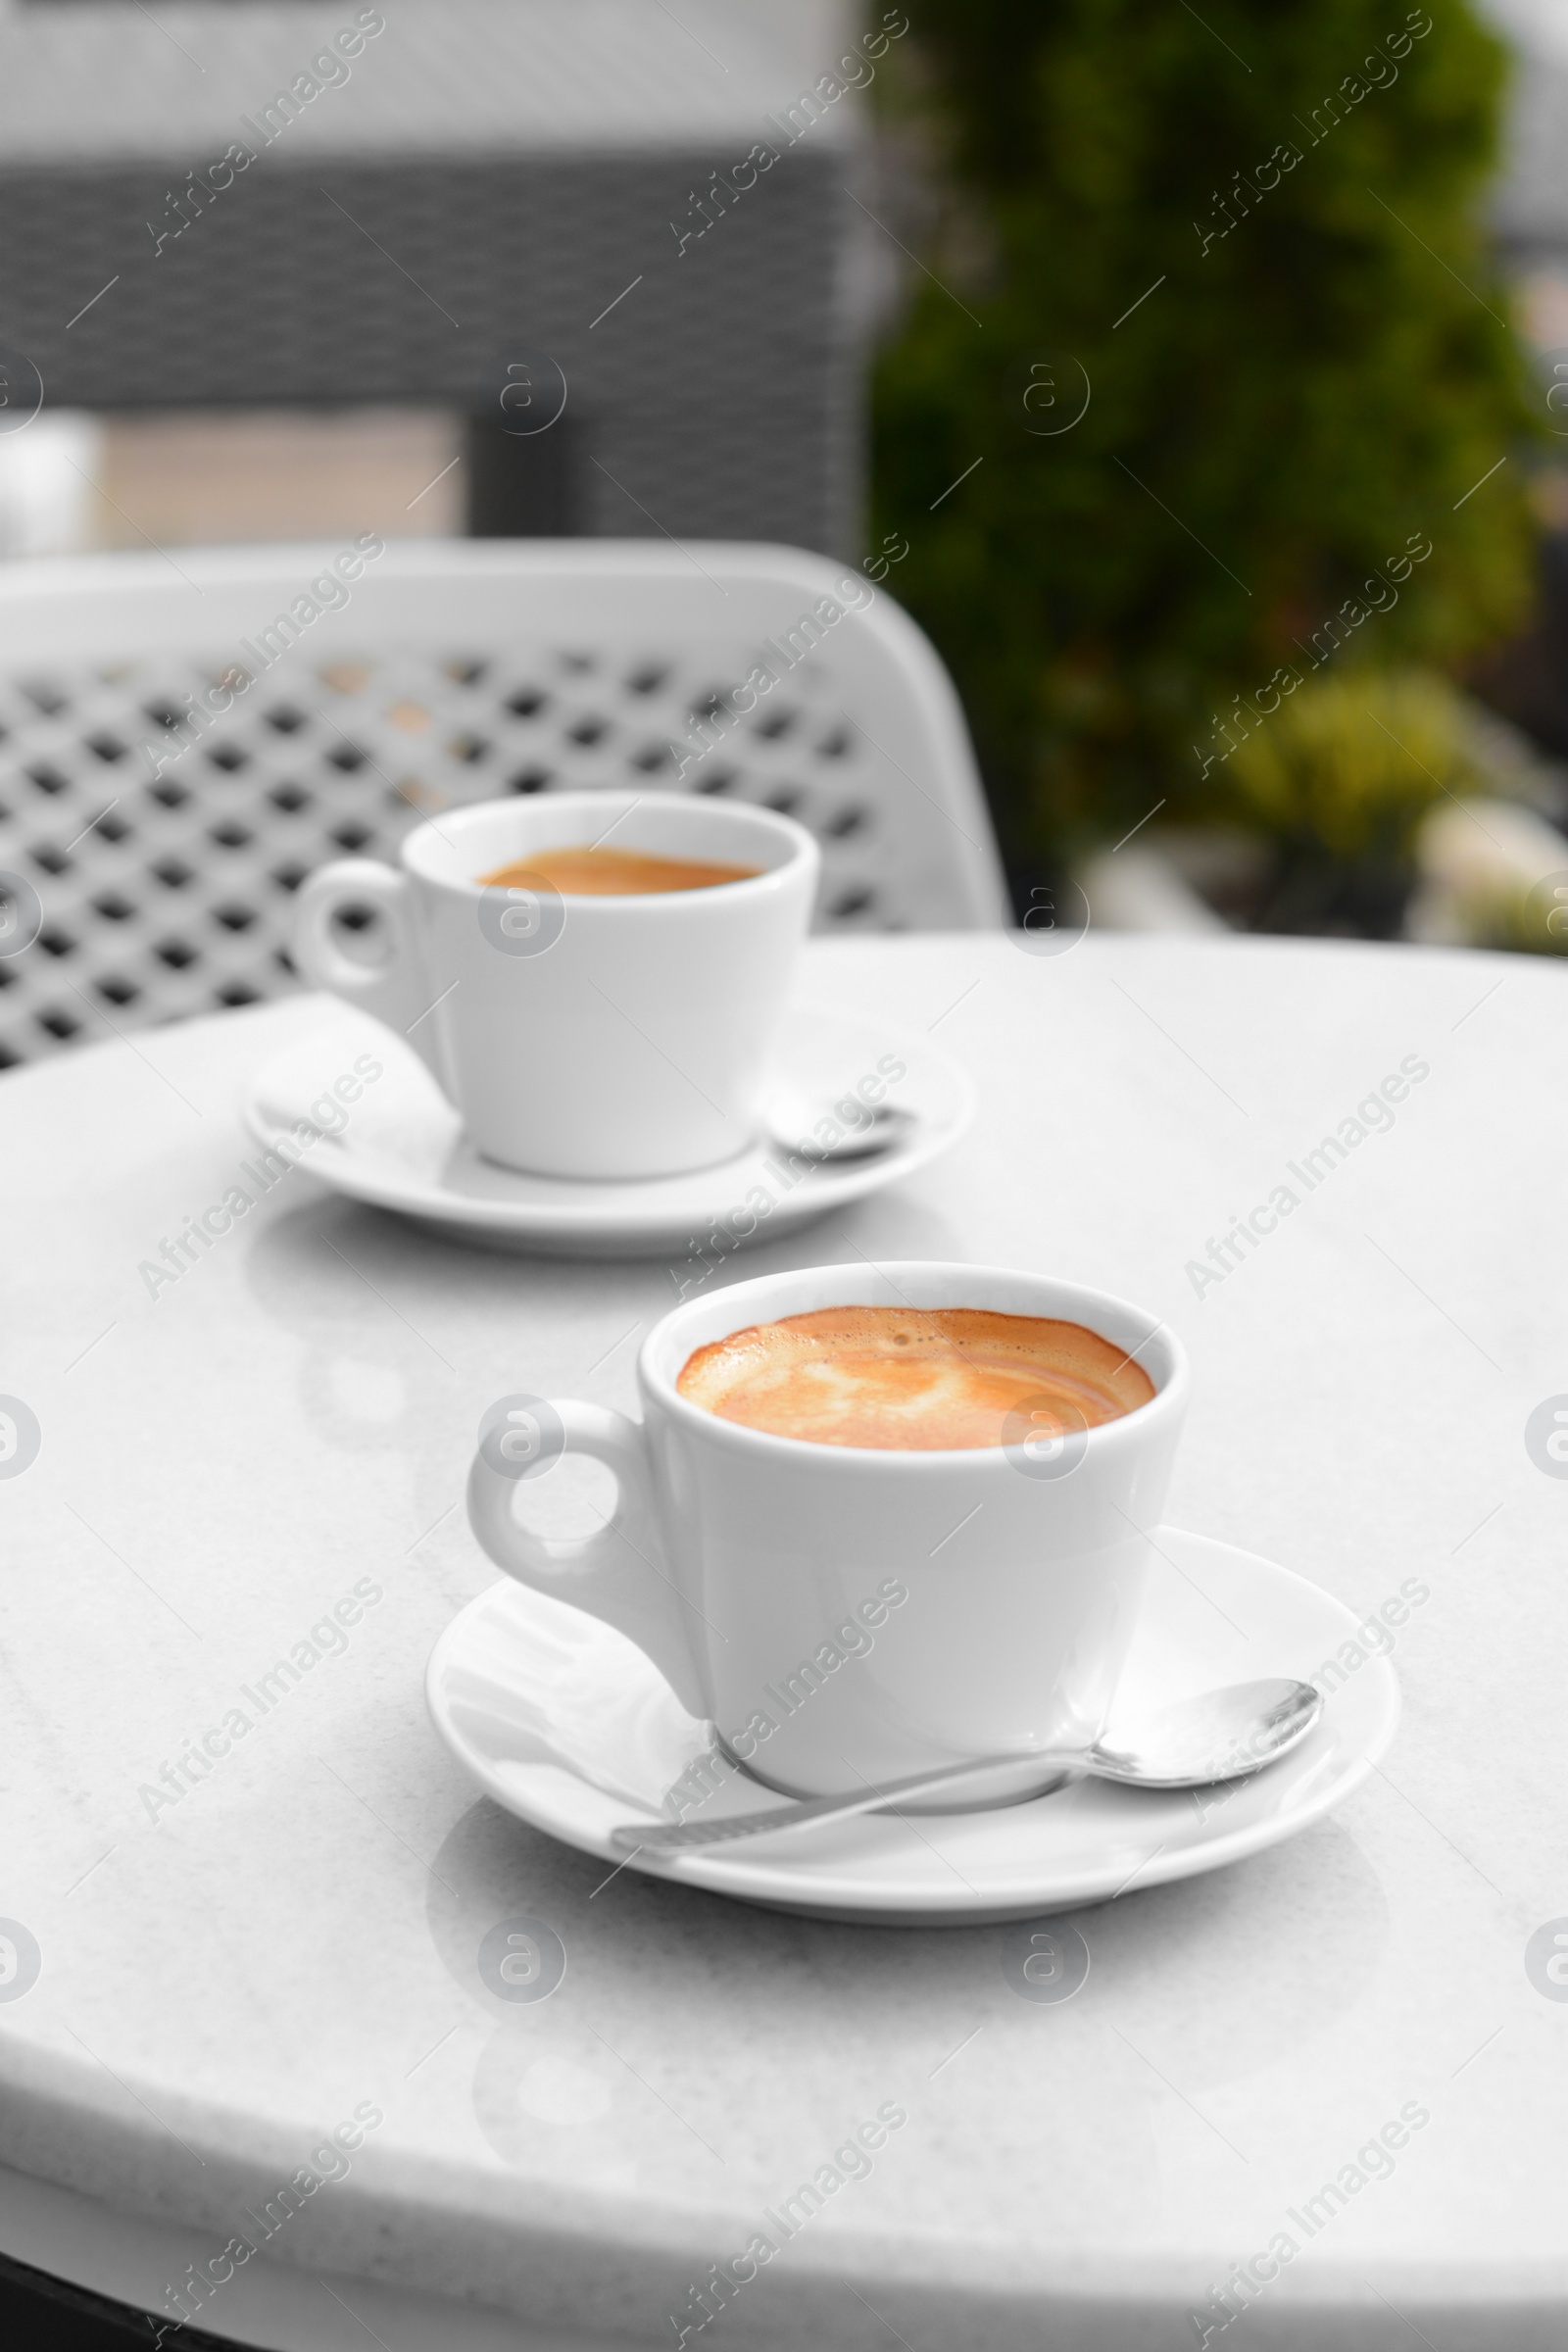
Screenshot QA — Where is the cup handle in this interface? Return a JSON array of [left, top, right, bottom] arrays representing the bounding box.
[[292, 858, 446, 1082], [466, 1401, 708, 1720]]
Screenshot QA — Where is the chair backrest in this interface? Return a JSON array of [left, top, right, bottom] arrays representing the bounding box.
[[0, 539, 1007, 1069]]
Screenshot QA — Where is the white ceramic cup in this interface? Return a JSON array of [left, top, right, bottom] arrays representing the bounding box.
[[466, 1260, 1189, 1805], [292, 790, 819, 1179]]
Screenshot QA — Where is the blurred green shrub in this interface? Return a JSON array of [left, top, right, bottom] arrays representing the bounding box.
[[870, 0, 1541, 876], [1227, 669, 1476, 858], [1226, 667, 1480, 929]]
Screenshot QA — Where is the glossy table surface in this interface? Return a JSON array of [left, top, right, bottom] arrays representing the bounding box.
[[2, 934, 1566, 2352]]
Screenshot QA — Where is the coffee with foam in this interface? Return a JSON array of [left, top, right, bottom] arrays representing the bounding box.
[[676, 1305, 1155, 1451], [479, 845, 759, 896]]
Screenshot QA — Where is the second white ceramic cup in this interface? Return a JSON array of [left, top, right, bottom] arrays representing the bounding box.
[[292, 790, 819, 1179], [466, 1260, 1189, 1805]]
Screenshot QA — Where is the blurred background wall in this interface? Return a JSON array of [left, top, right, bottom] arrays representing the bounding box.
[[4, 0, 1568, 954], [0, 0, 873, 556]]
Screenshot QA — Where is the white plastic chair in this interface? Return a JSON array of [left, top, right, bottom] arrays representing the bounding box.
[[0, 540, 1008, 1069]]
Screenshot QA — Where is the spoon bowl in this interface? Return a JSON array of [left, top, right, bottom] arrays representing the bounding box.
[[612, 1676, 1323, 1855], [765, 1083, 915, 1162], [1092, 1676, 1323, 1788]]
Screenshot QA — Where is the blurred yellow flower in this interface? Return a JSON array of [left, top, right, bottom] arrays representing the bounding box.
[[1225, 672, 1483, 864]]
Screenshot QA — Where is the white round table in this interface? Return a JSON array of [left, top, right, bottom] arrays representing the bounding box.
[[2, 933, 1564, 2351]]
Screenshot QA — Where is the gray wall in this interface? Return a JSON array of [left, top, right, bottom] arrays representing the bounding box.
[[0, 147, 862, 556]]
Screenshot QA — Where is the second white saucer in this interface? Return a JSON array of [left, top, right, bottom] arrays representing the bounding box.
[[240, 998, 973, 1256]]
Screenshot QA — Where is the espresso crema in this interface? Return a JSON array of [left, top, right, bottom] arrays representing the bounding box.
[[676, 1306, 1155, 1450], [479, 845, 760, 896]]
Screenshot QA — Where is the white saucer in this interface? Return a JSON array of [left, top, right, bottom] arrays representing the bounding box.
[[240, 1002, 973, 1257], [425, 1527, 1399, 1926]]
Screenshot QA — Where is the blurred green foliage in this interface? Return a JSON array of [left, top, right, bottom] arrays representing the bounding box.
[[869, 0, 1542, 874], [1227, 669, 1477, 859], [1227, 667, 1481, 929]]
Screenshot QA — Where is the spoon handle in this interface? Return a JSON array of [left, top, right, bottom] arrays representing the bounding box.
[[612, 1751, 1084, 1855]]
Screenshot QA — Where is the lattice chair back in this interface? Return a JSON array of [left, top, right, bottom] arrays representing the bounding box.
[[0, 540, 1007, 1069]]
